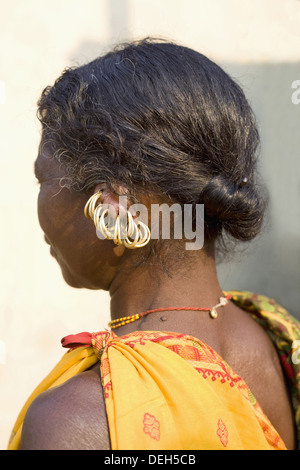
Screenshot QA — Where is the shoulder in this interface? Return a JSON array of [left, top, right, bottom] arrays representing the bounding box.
[[223, 304, 296, 449], [20, 365, 111, 450]]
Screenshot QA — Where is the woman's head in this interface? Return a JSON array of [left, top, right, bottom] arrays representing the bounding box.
[[36, 37, 267, 273]]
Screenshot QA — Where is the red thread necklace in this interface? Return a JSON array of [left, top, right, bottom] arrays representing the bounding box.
[[108, 294, 232, 329]]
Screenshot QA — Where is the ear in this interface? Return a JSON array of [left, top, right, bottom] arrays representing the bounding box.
[[92, 184, 127, 257], [93, 183, 130, 218], [113, 243, 126, 257]]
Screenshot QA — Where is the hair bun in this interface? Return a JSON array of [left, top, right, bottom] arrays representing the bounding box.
[[201, 175, 267, 242]]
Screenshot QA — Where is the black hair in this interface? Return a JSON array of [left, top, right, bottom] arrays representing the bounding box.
[[37, 37, 267, 252]]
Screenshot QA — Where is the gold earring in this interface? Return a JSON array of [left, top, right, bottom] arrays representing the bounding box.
[[84, 191, 102, 220], [84, 192, 151, 249]]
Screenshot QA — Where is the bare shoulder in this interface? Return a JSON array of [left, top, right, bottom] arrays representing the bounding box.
[[20, 364, 111, 450], [223, 304, 296, 450]]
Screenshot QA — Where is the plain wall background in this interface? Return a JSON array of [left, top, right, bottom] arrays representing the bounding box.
[[1, 0, 299, 449]]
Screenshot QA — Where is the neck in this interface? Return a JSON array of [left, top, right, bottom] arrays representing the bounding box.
[[109, 246, 224, 330]]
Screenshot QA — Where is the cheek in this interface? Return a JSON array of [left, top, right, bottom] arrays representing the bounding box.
[[36, 185, 117, 289], [37, 184, 89, 259]]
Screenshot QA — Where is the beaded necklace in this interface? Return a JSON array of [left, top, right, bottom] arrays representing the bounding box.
[[108, 294, 232, 329]]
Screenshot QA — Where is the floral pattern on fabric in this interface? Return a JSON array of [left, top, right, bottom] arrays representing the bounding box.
[[88, 291, 300, 449], [89, 329, 284, 449]]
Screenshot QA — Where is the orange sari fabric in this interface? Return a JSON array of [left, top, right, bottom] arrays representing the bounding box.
[[9, 290, 300, 450], [90, 329, 286, 450]]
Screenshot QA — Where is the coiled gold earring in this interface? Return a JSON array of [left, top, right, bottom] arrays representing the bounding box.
[[84, 191, 151, 249]]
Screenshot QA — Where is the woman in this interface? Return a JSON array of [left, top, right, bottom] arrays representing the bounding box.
[[8, 38, 300, 450]]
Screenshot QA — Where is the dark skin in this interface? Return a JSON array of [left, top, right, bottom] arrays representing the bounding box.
[[20, 150, 296, 450]]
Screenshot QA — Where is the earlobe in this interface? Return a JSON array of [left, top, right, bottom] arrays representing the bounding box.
[[113, 244, 126, 257]]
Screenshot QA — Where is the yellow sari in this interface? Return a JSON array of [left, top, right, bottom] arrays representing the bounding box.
[[8, 291, 300, 450]]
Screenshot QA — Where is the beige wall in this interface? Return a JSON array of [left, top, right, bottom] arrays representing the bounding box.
[[1, 0, 300, 449]]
